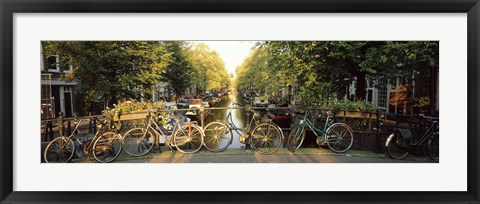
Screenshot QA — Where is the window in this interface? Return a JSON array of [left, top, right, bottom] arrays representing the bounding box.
[[64, 86, 71, 92], [63, 65, 73, 73], [366, 78, 375, 103], [47, 55, 59, 71], [377, 78, 388, 109], [367, 89, 373, 103]]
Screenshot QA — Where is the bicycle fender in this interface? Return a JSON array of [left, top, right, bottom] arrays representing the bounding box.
[[385, 133, 395, 147]]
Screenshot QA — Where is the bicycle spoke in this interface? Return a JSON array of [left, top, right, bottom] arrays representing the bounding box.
[[250, 124, 281, 154], [326, 124, 353, 153]]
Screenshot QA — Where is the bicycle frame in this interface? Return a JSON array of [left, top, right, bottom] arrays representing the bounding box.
[[413, 122, 439, 146], [225, 108, 259, 136], [385, 120, 439, 148], [66, 119, 85, 140], [142, 114, 198, 150], [142, 115, 179, 150], [296, 112, 336, 143], [74, 120, 108, 156], [60, 119, 88, 150], [53, 118, 109, 160]]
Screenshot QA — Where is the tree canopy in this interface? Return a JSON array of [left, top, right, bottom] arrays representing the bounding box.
[[161, 41, 195, 100], [190, 43, 231, 93], [42, 41, 233, 114], [235, 41, 439, 109], [42, 41, 171, 113]]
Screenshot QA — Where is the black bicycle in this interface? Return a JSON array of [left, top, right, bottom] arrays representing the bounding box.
[[385, 114, 439, 160]]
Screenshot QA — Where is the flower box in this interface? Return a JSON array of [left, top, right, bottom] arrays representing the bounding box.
[[336, 110, 377, 119], [106, 110, 150, 122]]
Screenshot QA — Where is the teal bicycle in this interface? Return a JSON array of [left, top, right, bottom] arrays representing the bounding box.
[[287, 108, 354, 153]]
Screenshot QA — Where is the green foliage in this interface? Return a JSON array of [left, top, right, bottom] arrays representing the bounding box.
[[334, 100, 377, 112], [102, 100, 166, 117], [102, 100, 170, 127], [161, 41, 195, 98], [298, 97, 377, 112], [360, 41, 439, 81], [235, 47, 274, 94], [43, 41, 171, 114], [43, 40, 233, 115], [413, 97, 430, 108], [190, 43, 231, 92], [235, 41, 439, 109]]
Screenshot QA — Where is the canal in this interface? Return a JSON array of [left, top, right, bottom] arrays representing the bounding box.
[[204, 89, 251, 148]]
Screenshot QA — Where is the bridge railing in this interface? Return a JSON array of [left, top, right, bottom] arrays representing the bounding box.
[[41, 113, 104, 142], [41, 106, 385, 152]]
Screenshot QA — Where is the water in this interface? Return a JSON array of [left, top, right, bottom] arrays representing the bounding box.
[[205, 90, 250, 148]]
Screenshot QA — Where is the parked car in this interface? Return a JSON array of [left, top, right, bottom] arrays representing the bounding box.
[[254, 95, 270, 107], [177, 98, 189, 108], [165, 102, 178, 111], [203, 102, 210, 108]]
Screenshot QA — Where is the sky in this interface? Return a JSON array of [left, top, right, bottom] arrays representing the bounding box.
[[190, 41, 257, 77]]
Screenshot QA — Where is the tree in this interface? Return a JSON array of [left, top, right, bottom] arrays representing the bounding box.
[[161, 41, 195, 100], [42, 41, 171, 114], [360, 41, 439, 113], [235, 46, 273, 95], [237, 41, 439, 111], [190, 43, 231, 93]]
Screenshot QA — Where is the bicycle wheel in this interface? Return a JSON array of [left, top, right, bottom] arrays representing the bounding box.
[[426, 134, 439, 161], [203, 121, 232, 152], [44, 136, 75, 163], [386, 133, 409, 159], [173, 123, 204, 153], [250, 123, 283, 154], [287, 124, 306, 152], [92, 131, 123, 163], [122, 127, 155, 156], [325, 123, 354, 153]]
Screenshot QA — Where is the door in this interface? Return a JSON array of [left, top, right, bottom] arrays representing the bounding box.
[[64, 92, 72, 117]]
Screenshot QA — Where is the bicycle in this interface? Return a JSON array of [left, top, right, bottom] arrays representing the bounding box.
[[287, 107, 354, 153], [43, 118, 123, 163], [122, 110, 204, 156], [385, 114, 439, 160], [203, 103, 283, 154]]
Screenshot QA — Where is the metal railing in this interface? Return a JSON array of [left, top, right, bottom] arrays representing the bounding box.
[[41, 113, 104, 141], [41, 107, 385, 151]]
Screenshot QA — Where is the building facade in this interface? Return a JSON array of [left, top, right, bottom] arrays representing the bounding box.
[[41, 52, 78, 119]]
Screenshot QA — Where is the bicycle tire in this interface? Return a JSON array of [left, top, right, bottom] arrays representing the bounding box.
[[173, 123, 204, 153], [287, 124, 305, 152], [92, 131, 123, 163], [44, 136, 75, 163], [325, 123, 354, 153], [122, 127, 155, 157], [203, 121, 233, 152], [386, 133, 409, 159], [426, 134, 439, 161], [250, 123, 283, 154]]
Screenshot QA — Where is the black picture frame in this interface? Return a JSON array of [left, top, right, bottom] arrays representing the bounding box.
[[1, 0, 479, 203]]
